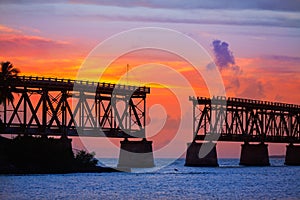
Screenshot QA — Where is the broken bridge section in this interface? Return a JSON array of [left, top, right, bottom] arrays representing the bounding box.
[[186, 96, 300, 166]]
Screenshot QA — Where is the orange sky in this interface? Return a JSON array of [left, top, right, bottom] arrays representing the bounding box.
[[1, 24, 299, 105]]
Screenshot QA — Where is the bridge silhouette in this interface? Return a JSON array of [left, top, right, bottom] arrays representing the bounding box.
[[0, 76, 299, 167], [186, 96, 300, 166], [0, 76, 149, 138], [190, 96, 300, 143]]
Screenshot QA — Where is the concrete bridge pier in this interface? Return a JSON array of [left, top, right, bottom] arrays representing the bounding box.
[[239, 142, 270, 166], [117, 139, 155, 168], [285, 144, 300, 165], [185, 142, 219, 167]]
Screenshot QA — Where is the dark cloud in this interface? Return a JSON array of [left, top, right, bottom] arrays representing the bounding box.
[[1, 2, 299, 28], [67, 0, 300, 12], [263, 55, 300, 62], [0, 0, 68, 4], [212, 40, 235, 69], [2, 0, 299, 12], [80, 13, 300, 28], [209, 39, 243, 95]]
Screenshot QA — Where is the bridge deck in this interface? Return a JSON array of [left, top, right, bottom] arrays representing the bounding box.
[[2, 75, 150, 96], [191, 96, 300, 112], [195, 135, 300, 143]]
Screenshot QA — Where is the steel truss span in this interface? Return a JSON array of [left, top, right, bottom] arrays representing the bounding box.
[[190, 96, 300, 143], [0, 76, 150, 138]]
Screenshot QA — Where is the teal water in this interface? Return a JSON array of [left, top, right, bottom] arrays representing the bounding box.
[[0, 158, 299, 199]]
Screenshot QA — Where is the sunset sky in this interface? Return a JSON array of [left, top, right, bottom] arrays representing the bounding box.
[[1, 0, 300, 158]]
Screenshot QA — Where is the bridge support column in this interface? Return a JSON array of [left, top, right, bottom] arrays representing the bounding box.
[[118, 139, 155, 168], [239, 142, 270, 166], [285, 144, 300, 165], [185, 142, 219, 167]]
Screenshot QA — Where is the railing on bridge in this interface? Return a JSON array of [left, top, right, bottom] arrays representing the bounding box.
[[190, 96, 300, 143], [0, 76, 150, 138]]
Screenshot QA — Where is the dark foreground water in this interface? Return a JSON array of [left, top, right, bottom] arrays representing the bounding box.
[[0, 158, 299, 199]]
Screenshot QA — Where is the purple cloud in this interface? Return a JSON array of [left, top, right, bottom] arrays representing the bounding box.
[[209, 39, 245, 96], [212, 40, 235, 69]]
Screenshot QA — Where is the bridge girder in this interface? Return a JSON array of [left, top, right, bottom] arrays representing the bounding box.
[[190, 96, 300, 143], [0, 76, 149, 138]]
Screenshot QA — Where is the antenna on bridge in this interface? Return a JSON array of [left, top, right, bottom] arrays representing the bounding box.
[[126, 64, 142, 86]]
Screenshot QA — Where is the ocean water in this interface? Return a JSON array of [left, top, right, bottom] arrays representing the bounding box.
[[0, 158, 299, 200]]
